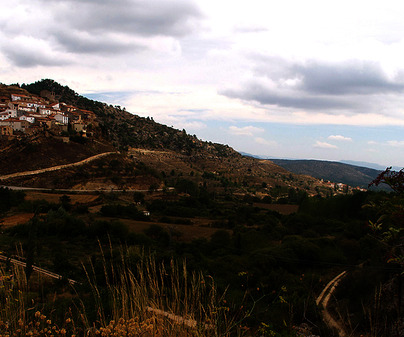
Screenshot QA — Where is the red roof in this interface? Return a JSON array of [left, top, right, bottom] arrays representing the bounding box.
[[12, 94, 30, 98]]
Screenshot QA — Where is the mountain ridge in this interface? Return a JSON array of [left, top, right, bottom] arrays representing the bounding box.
[[269, 158, 385, 189]]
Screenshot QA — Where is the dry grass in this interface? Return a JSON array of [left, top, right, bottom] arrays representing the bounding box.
[[0, 246, 247, 336], [0, 213, 34, 228], [97, 216, 227, 242], [253, 203, 299, 215], [24, 192, 99, 204], [82, 245, 245, 336]]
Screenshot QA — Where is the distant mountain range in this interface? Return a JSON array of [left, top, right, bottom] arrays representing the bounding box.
[[239, 151, 393, 189], [268, 159, 384, 189], [339, 160, 400, 171]]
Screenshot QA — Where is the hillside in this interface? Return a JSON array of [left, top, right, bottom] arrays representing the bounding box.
[[0, 79, 337, 198], [20, 80, 239, 157], [270, 158, 383, 188]]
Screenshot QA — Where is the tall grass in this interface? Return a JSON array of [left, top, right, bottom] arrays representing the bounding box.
[[0, 245, 247, 336], [0, 262, 26, 333], [82, 244, 247, 336]]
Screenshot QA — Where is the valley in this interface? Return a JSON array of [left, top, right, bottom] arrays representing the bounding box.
[[0, 80, 402, 336]]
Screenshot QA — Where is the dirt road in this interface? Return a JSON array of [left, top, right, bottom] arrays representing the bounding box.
[[0, 151, 116, 181], [316, 271, 347, 337]]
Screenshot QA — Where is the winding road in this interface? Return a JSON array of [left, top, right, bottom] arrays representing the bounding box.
[[316, 271, 347, 337], [0, 150, 175, 193], [0, 151, 117, 181]]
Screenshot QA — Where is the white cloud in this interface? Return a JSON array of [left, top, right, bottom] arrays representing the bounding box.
[[254, 137, 276, 146], [313, 141, 338, 149], [181, 121, 207, 130], [368, 140, 377, 145], [228, 125, 264, 136], [387, 140, 404, 147], [328, 135, 352, 142]]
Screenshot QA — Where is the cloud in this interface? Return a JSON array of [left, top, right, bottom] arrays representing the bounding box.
[[313, 141, 338, 149], [295, 60, 404, 95], [2, 36, 72, 67], [221, 58, 404, 114], [228, 125, 265, 136], [52, 30, 145, 55], [233, 25, 268, 33], [47, 0, 202, 38], [222, 83, 354, 111], [328, 135, 352, 141], [387, 140, 404, 147], [254, 137, 276, 146], [0, 0, 202, 66], [181, 121, 207, 130]]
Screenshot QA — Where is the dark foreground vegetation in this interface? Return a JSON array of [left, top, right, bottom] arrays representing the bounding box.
[[0, 168, 403, 336]]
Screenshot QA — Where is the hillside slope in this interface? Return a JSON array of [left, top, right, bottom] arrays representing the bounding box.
[[0, 80, 337, 197], [270, 159, 382, 188]]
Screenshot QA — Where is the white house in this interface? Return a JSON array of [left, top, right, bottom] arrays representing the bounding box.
[[38, 107, 53, 115], [11, 94, 30, 101], [0, 112, 9, 120], [54, 113, 69, 124], [19, 115, 35, 123], [50, 103, 60, 110], [26, 101, 46, 109], [0, 109, 17, 120], [0, 118, 29, 132], [60, 103, 76, 112]]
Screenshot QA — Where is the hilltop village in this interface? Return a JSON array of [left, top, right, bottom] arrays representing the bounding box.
[[0, 90, 96, 137]]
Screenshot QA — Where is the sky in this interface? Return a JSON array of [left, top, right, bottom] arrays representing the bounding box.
[[2, 0, 404, 168]]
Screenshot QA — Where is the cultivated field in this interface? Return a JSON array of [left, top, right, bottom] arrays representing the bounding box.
[[24, 191, 99, 204]]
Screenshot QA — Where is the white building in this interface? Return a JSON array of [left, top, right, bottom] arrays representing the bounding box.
[[54, 113, 69, 124], [0, 109, 17, 120], [19, 115, 35, 123]]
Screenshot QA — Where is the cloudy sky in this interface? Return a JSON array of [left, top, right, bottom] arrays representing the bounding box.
[[2, 0, 404, 167]]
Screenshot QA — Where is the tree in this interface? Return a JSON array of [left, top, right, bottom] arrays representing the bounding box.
[[368, 168, 404, 270], [59, 194, 71, 210], [133, 192, 145, 204], [368, 167, 404, 335]]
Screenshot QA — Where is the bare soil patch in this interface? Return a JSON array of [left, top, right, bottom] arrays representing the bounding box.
[[1, 213, 34, 228]]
